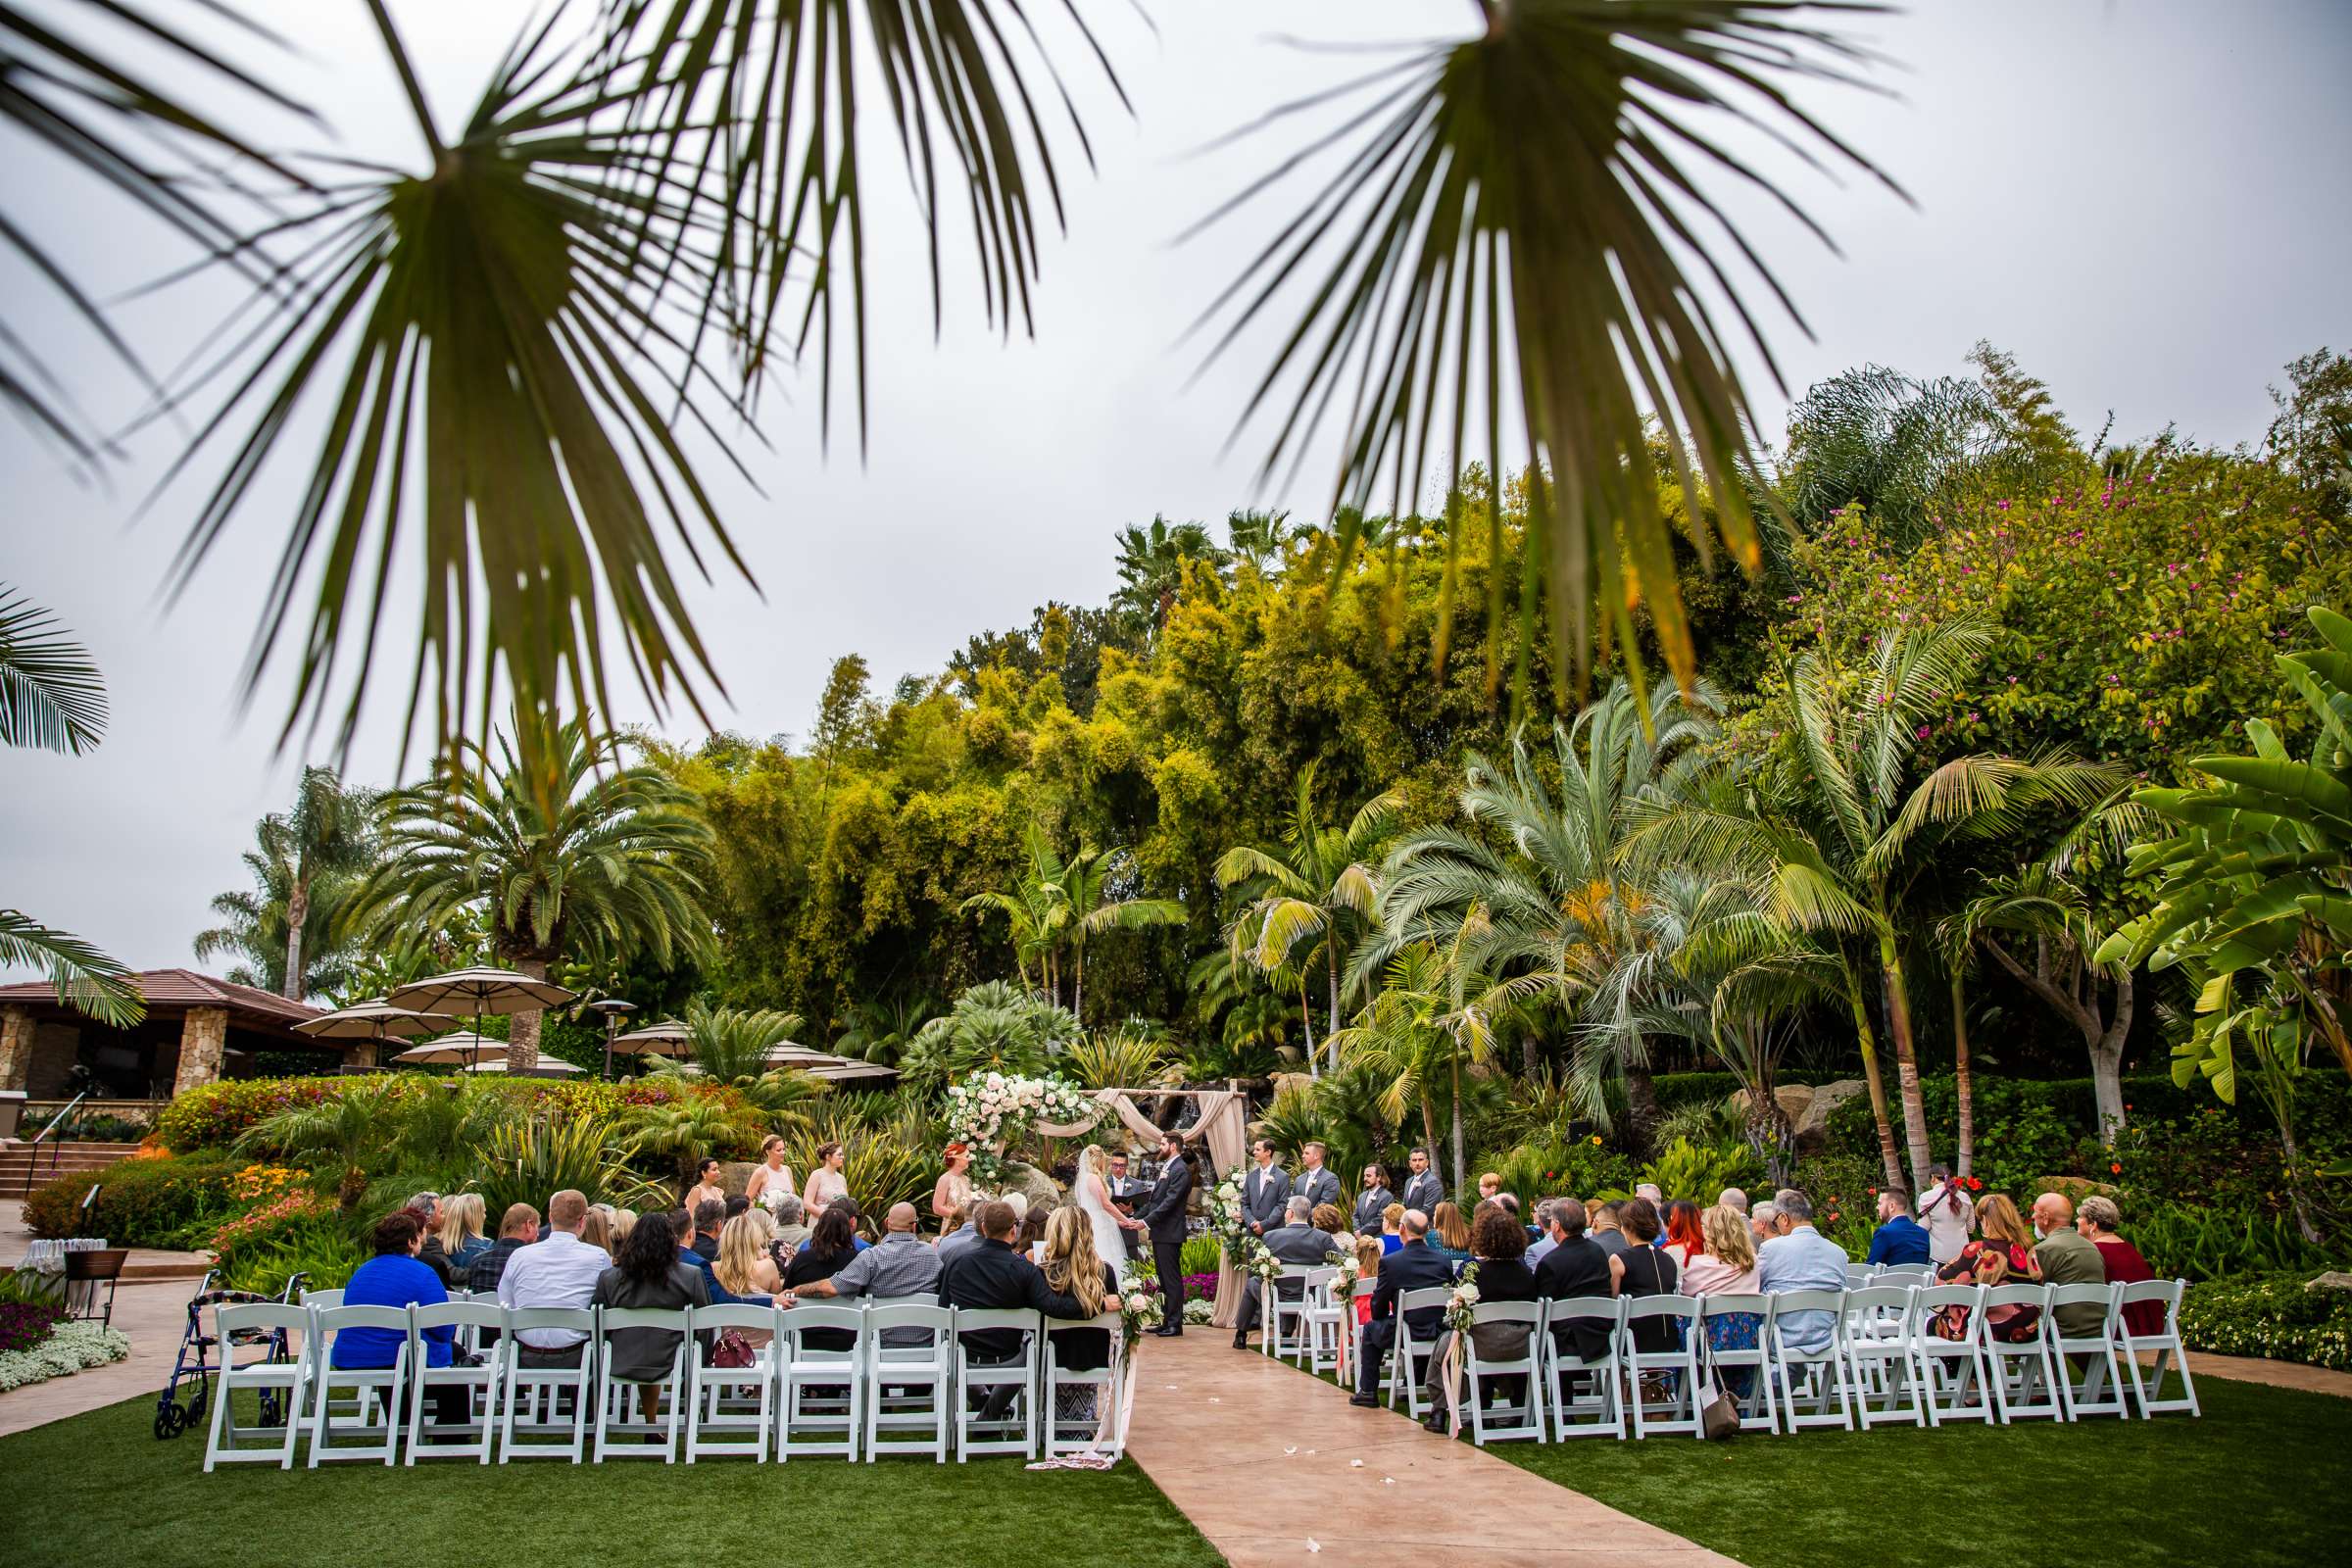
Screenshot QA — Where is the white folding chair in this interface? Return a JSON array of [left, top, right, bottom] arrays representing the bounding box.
[[866, 1303, 955, 1462], [1385, 1287, 1452, 1419], [1341, 1280, 1375, 1386], [298, 1287, 345, 1310], [1261, 1265, 1319, 1361], [1983, 1285, 2061, 1422], [1699, 1293, 1781, 1434], [2116, 1278, 2200, 1417], [1842, 1285, 1923, 1429], [684, 1303, 780, 1462], [592, 1306, 691, 1461], [1621, 1295, 1702, 1440], [1909, 1284, 1994, 1426], [777, 1304, 866, 1460], [306, 1303, 410, 1465], [203, 1302, 311, 1471], [1458, 1300, 1544, 1446], [1877, 1263, 1934, 1286], [1540, 1296, 1626, 1441], [1843, 1264, 1875, 1290], [497, 1308, 596, 1462], [405, 1300, 505, 1463], [1298, 1267, 1345, 1375], [1044, 1311, 1127, 1458], [2048, 1283, 2128, 1420], [955, 1307, 1042, 1460]]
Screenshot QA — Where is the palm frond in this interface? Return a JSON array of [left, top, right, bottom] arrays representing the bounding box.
[[0, 909, 145, 1026], [0, 585, 108, 753], [1193, 0, 1894, 697]]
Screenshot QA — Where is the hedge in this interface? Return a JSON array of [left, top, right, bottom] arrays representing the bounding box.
[[2181, 1274, 2352, 1372], [154, 1073, 734, 1154], [23, 1155, 247, 1247]]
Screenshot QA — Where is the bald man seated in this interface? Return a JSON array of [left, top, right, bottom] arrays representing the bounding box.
[[2030, 1192, 2108, 1339]]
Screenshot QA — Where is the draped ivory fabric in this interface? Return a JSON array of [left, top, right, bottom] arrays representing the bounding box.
[[1030, 1087, 1250, 1327]]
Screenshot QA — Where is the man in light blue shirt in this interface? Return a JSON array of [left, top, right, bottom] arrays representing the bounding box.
[[1755, 1190, 1848, 1353]]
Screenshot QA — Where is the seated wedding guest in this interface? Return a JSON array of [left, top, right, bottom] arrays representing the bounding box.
[[685, 1158, 728, 1215], [611, 1207, 637, 1252], [1379, 1203, 1406, 1256], [1718, 1187, 1749, 1216], [1429, 1201, 1473, 1263], [2079, 1196, 2162, 1335], [1938, 1193, 2040, 1342], [1018, 1202, 1050, 1262], [337, 1209, 462, 1426], [771, 1194, 810, 1254], [1350, 1234, 1384, 1330], [1748, 1200, 1780, 1246], [1683, 1204, 1763, 1392], [690, 1200, 727, 1261], [784, 1205, 860, 1348], [1527, 1200, 1559, 1266], [1756, 1191, 1846, 1353], [937, 1200, 1117, 1420], [676, 1206, 769, 1307], [1311, 1201, 1348, 1242], [1038, 1207, 1121, 1425], [498, 1190, 609, 1365], [468, 1201, 541, 1296], [724, 1194, 751, 1223], [592, 1211, 709, 1421], [713, 1211, 785, 1306], [936, 1203, 983, 1263], [435, 1193, 492, 1273], [577, 1204, 614, 1257], [1635, 1182, 1665, 1216], [1536, 1199, 1622, 1364], [1478, 1171, 1503, 1203], [1348, 1211, 1456, 1406], [791, 1201, 942, 1350], [1419, 1205, 1539, 1431], [1917, 1162, 1977, 1267], [1865, 1189, 1933, 1266], [409, 1192, 457, 1286], [1662, 1200, 1704, 1270], [2031, 1192, 2108, 1339], [1616, 1199, 1681, 1352], [1236, 1196, 1346, 1348], [1588, 1200, 1630, 1257], [1354, 1164, 1395, 1233]]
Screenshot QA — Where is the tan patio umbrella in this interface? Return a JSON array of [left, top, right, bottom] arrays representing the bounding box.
[[292, 1000, 461, 1068], [760, 1041, 899, 1082], [462, 1055, 583, 1076], [386, 966, 577, 1070], [609, 1019, 695, 1059], [391, 1032, 509, 1066]]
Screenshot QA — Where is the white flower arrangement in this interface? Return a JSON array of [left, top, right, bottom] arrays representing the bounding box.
[[943, 1071, 1099, 1186], [1328, 1247, 1362, 1293], [1444, 1261, 1482, 1335], [1183, 1296, 1216, 1326], [0, 1320, 130, 1393]]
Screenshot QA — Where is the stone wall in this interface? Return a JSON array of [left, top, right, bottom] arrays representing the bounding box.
[[172, 1006, 229, 1097], [0, 1006, 30, 1093]]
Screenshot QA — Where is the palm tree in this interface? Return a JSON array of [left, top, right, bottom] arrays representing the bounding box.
[[17, 4, 1887, 749], [357, 711, 712, 1071], [960, 826, 1071, 998], [643, 998, 832, 1131], [1638, 617, 2124, 1193], [0, 585, 139, 1025], [1218, 765, 1399, 1074], [1225, 509, 1297, 574], [961, 830, 1182, 1015], [1326, 937, 1514, 1196], [194, 777, 379, 1000], [1369, 679, 1718, 1132], [898, 981, 1081, 1098], [1056, 846, 1185, 1024], [1111, 517, 1228, 632], [270, 769, 377, 1002]]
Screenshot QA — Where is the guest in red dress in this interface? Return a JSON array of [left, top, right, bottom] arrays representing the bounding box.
[[2080, 1194, 2164, 1336]]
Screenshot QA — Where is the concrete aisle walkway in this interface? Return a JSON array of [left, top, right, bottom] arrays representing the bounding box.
[[1122, 1332, 1743, 1568]]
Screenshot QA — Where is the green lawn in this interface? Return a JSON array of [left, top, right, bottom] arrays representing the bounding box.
[[0, 1394, 1220, 1568], [1494, 1374, 2351, 1568]]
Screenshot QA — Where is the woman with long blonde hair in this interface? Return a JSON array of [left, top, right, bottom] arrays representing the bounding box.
[[436, 1193, 491, 1270], [610, 1207, 638, 1251], [1935, 1191, 2042, 1342], [578, 1204, 613, 1257], [714, 1211, 783, 1303], [1040, 1205, 1118, 1426]]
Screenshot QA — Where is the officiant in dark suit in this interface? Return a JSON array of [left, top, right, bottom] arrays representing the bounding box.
[[1105, 1151, 1142, 1258], [1135, 1133, 1193, 1336]]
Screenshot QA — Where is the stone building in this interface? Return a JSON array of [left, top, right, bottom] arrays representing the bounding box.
[[0, 969, 337, 1102]]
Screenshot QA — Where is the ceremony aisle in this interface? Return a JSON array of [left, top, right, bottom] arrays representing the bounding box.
[[1122, 1333, 1740, 1568]]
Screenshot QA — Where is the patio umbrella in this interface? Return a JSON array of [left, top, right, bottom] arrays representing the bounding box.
[[386, 966, 577, 1070], [760, 1041, 900, 1082], [391, 1032, 509, 1066], [609, 1019, 695, 1058], [292, 1000, 462, 1065], [463, 1055, 583, 1076]]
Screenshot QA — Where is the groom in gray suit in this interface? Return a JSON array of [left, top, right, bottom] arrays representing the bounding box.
[[1243, 1140, 1291, 1238], [1294, 1141, 1341, 1215]]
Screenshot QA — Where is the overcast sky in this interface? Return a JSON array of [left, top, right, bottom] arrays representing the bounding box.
[[4, 0, 2349, 983]]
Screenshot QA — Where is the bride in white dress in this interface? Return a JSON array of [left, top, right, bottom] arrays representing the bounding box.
[[1072, 1144, 1140, 1274]]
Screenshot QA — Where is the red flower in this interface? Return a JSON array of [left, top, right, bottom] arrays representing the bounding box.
[[2109, 1162, 2123, 1175], [1966, 1177, 1983, 1191]]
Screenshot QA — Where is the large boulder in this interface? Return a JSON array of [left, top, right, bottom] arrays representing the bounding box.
[[1731, 1084, 1816, 1134], [993, 1160, 1063, 1215], [2038, 1175, 2119, 1202], [1791, 1079, 1867, 1152], [2306, 1272, 2352, 1295]]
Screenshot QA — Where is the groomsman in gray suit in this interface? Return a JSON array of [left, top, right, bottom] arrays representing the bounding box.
[[1243, 1140, 1291, 1238], [1294, 1141, 1342, 1215], [1400, 1146, 1445, 1220]]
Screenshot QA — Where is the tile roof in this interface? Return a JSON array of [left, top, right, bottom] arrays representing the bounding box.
[[0, 967, 327, 1026]]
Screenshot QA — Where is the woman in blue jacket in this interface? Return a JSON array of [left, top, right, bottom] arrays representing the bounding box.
[[333, 1208, 463, 1429]]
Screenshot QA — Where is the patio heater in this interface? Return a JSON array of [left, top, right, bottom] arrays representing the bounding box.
[[588, 998, 637, 1081]]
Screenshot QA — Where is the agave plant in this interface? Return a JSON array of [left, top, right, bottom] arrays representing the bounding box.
[[1063, 1023, 1174, 1092], [616, 1093, 760, 1199], [472, 1116, 623, 1219], [780, 1112, 937, 1218]]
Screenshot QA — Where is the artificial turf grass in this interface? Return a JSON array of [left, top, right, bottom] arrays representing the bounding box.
[[1274, 1339, 2351, 1568], [0, 1392, 1222, 1568]]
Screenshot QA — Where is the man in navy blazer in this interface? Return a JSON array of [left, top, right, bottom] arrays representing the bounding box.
[[1349, 1211, 1457, 1403]]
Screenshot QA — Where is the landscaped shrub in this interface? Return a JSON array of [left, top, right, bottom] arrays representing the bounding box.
[[0, 1300, 67, 1354], [207, 1188, 339, 1276], [18, 1109, 151, 1143], [23, 1155, 246, 1246], [1179, 1236, 1221, 1277], [1475, 1136, 1639, 1203], [154, 1073, 732, 1155], [2181, 1274, 2352, 1371], [218, 1222, 368, 1297], [2128, 1203, 2342, 1283], [0, 1320, 130, 1392]]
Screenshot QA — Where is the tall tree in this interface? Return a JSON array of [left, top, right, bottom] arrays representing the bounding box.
[[358, 711, 712, 1070], [1111, 516, 1228, 632], [1217, 764, 1398, 1074], [0, 585, 139, 1024], [1641, 617, 2123, 1193], [1056, 847, 1185, 1024], [193, 812, 369, 1000], [271, 768, 378, 1000]]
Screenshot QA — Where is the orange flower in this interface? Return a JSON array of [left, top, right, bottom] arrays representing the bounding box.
[[2109, 1162, 2123, 1175]]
